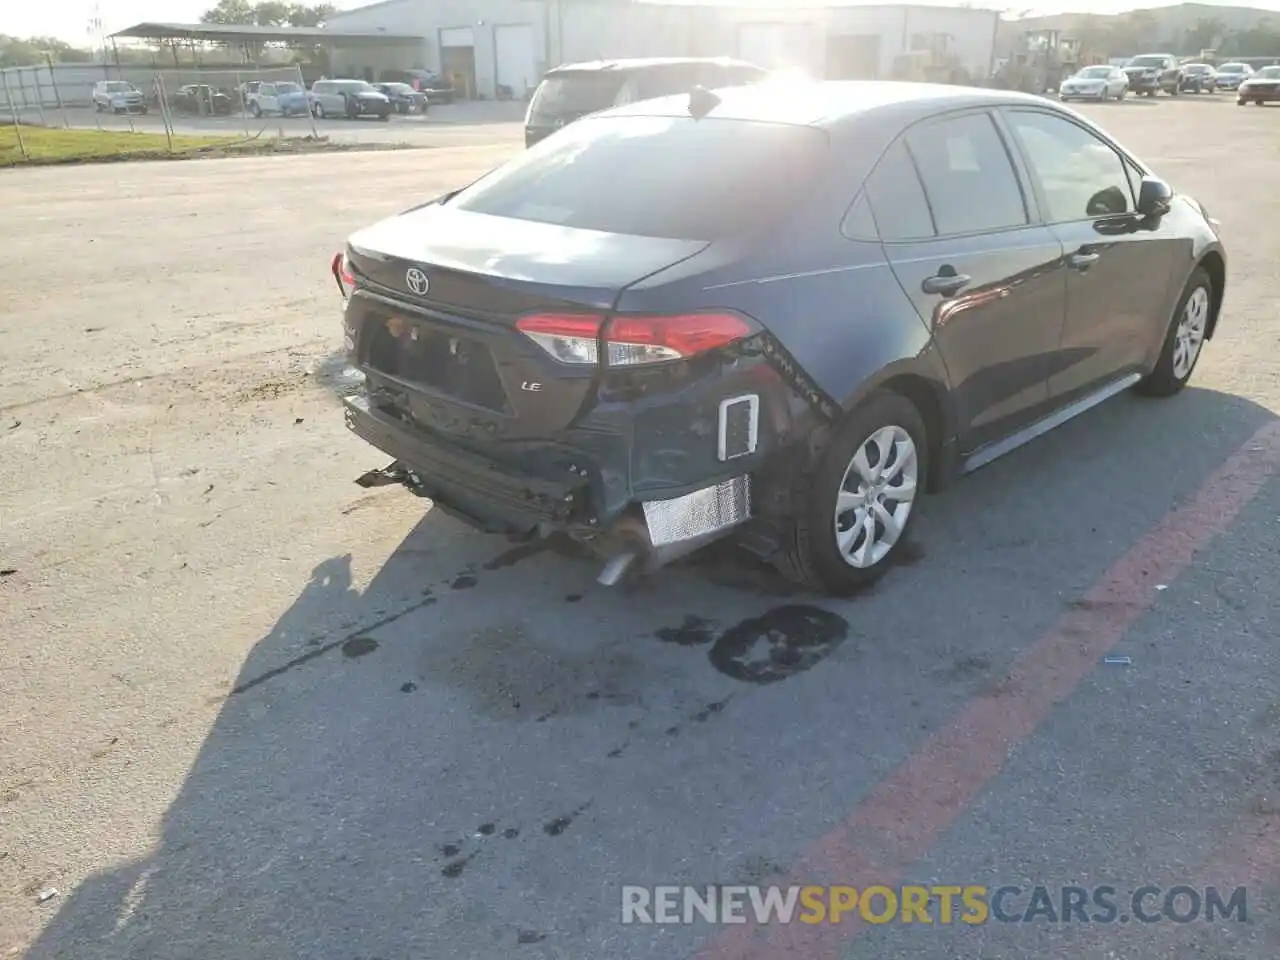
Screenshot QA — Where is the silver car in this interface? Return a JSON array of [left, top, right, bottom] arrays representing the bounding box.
[[1059, 65, 1128, 102], [308, 79, 392, 120], [92, 80, 148, 114]]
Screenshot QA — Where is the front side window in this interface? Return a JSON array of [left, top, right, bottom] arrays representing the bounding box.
[[903, 112, 1028, 236], [1005, 110, 1133, 222], [449, 115, 829, 241]]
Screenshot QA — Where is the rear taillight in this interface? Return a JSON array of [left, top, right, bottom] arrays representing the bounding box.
[[515, 311, 758, 367], [331, 252, 355, 298]]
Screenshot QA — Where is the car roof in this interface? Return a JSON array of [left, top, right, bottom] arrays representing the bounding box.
[[546, 56, 760, 75], [593, 80, 1072, 130]]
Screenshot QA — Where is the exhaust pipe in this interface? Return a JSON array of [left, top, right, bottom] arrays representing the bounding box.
[[596, 550, 639, 587]]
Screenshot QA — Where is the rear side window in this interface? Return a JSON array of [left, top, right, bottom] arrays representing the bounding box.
[[858, 139, 935, 242], [449, 115, 829, 241], [631, 64, 707, 100], [904, 112, 1028, 236], [528, 72, 629, 123]]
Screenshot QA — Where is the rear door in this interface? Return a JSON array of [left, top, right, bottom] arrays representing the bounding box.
[[868, 110, 1068, 455], [1000, 107, 1184, 406]]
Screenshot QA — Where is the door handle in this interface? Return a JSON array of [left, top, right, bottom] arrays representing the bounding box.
[[1068, 251, 1100, 271], [921, 272, 971, 297]]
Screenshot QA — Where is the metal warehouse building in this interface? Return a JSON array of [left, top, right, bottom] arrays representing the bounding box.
[[323, 0, 1001, 101]]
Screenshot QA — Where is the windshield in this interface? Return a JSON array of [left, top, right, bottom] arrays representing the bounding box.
[[528, 72, 631, 124], [1077, 66, 1111, 78], [338, 81, 375, 93], [275, 82, 301, 94], [383, 83, 414, 93], [1219, 63, 1247, 73], [1127, 56, 1166, 68], [1254, 66, 1280, 78], [449, 115, 829, 241], [1183, 64, 1211, 73], [104, 81, 135, 92]]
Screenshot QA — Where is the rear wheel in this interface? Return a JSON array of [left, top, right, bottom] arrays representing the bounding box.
[[1135, 266, 1212, 398], [314, 102, 326, 118], [776, 390, 928, 595]]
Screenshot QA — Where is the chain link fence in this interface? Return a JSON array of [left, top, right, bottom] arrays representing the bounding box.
[[1, 62, 322, 142], [152, 65, 319, 140]]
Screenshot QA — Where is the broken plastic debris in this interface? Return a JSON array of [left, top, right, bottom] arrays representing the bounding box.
[[1103, 656, 1132, 666], [355, 461, 408, 488], [36, 887, 58, 904]]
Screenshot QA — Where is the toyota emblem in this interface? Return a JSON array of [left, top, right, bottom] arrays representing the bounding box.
[[405, 267, 430, 296]]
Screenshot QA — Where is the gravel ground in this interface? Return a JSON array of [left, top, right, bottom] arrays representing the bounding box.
[[1, 94, 1278, 960]]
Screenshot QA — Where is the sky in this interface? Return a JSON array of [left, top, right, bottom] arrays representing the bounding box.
[[6, 0, 1280, 46]]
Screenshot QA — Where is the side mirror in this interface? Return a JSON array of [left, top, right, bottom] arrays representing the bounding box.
[[1137, 176, 1173, 217]]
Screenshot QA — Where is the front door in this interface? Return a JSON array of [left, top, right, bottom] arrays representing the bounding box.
[[999, 107, 1185, 406], [866, 110, 1068, 454]]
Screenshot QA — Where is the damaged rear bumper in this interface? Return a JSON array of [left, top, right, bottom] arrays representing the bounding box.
[[343, 393, 761, 578]]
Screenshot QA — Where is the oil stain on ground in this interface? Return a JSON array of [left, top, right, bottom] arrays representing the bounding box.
[[341, 636, 379, 659], [708, 605, 850, 684], [418, 623, 647, 720], [654, 614, 717, 646], [544, 801, 592, 837]]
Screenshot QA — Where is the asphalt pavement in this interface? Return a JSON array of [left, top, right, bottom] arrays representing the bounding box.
[[1, 93, 1278, 960]]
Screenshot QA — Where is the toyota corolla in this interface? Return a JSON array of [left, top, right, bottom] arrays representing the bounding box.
[[331, 81, 1226, 595]]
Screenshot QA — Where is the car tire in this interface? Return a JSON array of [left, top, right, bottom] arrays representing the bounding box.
[[314, 103, 326, 118], [1238, 97, 1247, 105], [776, 389, 929, 595], [250, 102, 262, 118], [1134, 266, 1212, 398]]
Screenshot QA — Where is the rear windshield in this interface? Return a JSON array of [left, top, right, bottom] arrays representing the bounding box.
[[1219, 63, 1247, 72], [448, 115, 828, 241], [104, 81, 135, 92], [1077, 66, 1111, 78], [528, 71, 630, 123], [1255, 66, 1280, 78], [1183, 64, 1211, 73], [1128, 56, 1166, 68]]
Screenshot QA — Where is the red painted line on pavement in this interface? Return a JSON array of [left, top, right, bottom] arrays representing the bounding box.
[[698, 418, 1280, 960]]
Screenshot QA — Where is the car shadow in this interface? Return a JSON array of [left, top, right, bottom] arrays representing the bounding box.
[[20, 386, 1276, 959]]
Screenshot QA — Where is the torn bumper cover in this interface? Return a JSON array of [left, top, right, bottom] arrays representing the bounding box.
[[343, 394, 754, 569]]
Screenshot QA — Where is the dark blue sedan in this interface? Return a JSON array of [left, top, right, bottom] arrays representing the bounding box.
[[331, 81, 1227, 594]]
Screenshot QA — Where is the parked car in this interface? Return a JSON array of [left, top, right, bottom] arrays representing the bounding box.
[[378, 69, 454, 105], [1236, 64, 1280, 104], [92, 80, 147, 114], [330, 81, 1226, 593], [524, 56, 771, 147], [170, 84, 233, 115], [1058, 64, 1128, 101], [246, 80, 309, 117], [1177, 63, 1217, 93], [1214, 62, 1253, 90], [374, 82, 428, 114], [309, 79, 392, 119], [1122, 53, 1180, 96]]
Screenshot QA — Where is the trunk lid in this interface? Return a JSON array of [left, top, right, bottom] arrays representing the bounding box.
[[345, 204, 707, 443]]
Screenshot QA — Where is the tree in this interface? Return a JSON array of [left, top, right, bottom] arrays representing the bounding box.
[[200, 0, 256, 25], [0, 34, 94, 67], [199, 0, 335, 27]]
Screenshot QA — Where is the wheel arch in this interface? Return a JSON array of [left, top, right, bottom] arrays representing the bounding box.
[[1198, 249, 1226, 339], [839, 359, 955, 494]]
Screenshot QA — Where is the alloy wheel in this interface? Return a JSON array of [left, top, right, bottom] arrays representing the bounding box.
[[834, 425, 919, 569], [1172, 286, 1209, 380]]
